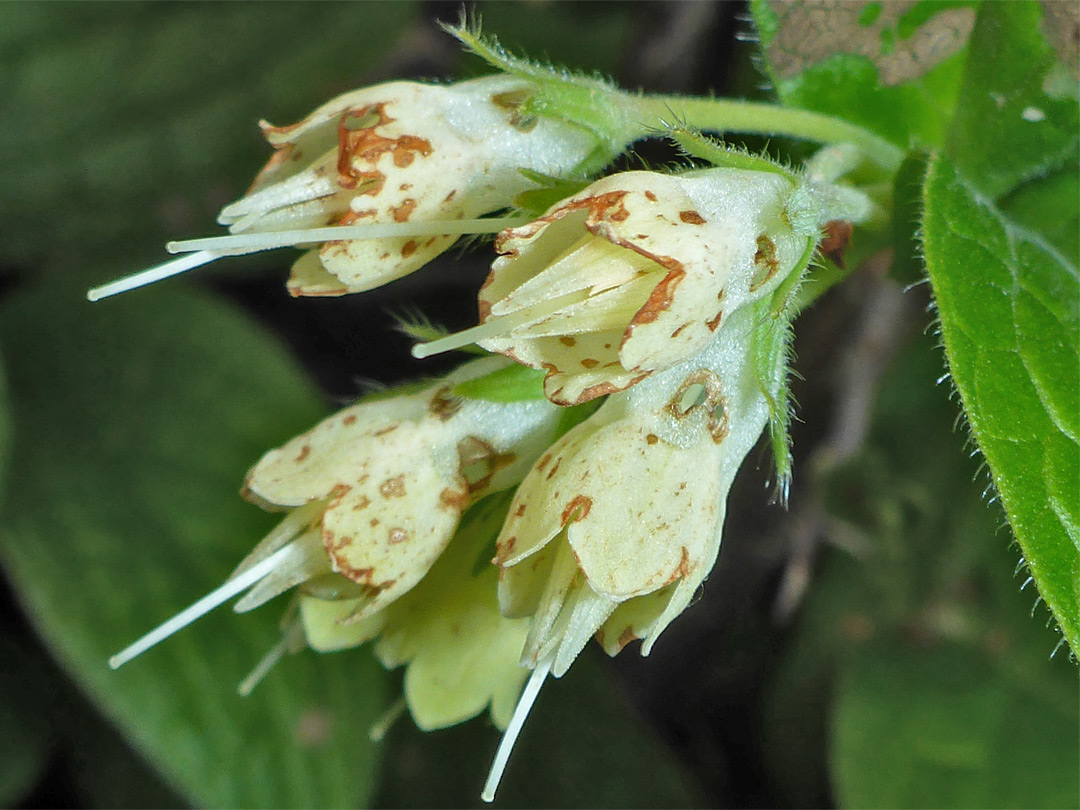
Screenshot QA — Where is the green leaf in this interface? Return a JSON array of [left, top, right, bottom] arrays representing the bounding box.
[[999, 162, 1080, 263], [752, 0, 976, 148], [375, 652, 705, 808], [761, 325, 1079, 808], [0, 284, 389, 808], [944, 2, 1080, 199], [0, 2, 417, 271], [834, 636, 1080, 809], [922, 153, 1079, 651]]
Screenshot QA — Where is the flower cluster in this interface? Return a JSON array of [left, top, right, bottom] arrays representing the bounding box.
[[102, 23, 880, 805]]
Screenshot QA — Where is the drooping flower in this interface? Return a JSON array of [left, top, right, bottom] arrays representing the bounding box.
[[295, 492, 531, 732], [479, 297, 790, 800], [88, 74, 611, 302], [108, 357, 562, 671], [413, 166, 821, 405]]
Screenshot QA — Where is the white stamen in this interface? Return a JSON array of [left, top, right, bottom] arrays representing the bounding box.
[[237, 621, 304, 697], [108, 542, 296, 670], [368, 697, 407, 743], [167, 218, 530, 255], [411, 289, 589, 359], [86, 250, 222, 302], [481, 657, 552, 803]]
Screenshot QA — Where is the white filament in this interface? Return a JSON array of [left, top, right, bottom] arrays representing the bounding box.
[[167, 217, 530, 255], [481, 657, 552, 803], [108, 542, 296, 670], [368, 698, 407, 743], [86, 250, 221, 302], [87, 217, 530, 303], [237, 621, 304, 697]]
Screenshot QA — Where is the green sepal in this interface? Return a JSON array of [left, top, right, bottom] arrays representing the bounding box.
[[667, 126, 798, 181], [753, 297, 799, 504], [513, 168, 593, 217], [445, 17, 639, 159], [452, 362, 547, 402]]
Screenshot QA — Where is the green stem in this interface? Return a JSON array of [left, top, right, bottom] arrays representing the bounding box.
[[631, 95, 905, 173]]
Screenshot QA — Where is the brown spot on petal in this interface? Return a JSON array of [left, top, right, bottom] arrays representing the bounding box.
[[644, 190, 657, 202], [646, 433, 659, 445], [666, 546, 692, 585], [388, 527, 409, 544], [401, 240, 417, 258], [457, 436, 515, 494], [819, 219, 854, 268], [670, 323, 690, 339], [370, 518, 380, 527], [629, 261, 686, 326], [545, 457, 562, 480], [706, 309, 723, 332], [557, 374, 649, 406], [561, 495, 592, 525], [678, 210, 706, 224], [496, 535, 517, 562], [559, 336, 577, 347], [439, 487, 469, 512], [444, 189, 457, 203], [335, 103, 433, 188], [669, 369, 723, 419], [497, 192, 632, 254], [374, 424, 399, 437], [617, 627, 639, 651], [514, 502, 528, 517], [751, 234, 780, 291], [327, 483, 351, 505], [294, 444, 311, 463], [343, 414, 357, 426], [709, 398, 730, 444], [352, 495, 371, 511], [399, 182, 412, 192], [391, 198, 417, 223], [429, 386, 462, 421], [580, 358, 599, 369], [379, 475, 406, 498]]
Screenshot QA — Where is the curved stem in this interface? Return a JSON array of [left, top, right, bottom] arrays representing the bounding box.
[[631, 94, 904, 173]]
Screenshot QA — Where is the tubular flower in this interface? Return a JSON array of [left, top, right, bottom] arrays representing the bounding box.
[[479, 300, 786, 800], [465, 167, 816, 405], [299, 493, 530, 732], [108, 357, 562, 671], [88, 75, 606, 302]]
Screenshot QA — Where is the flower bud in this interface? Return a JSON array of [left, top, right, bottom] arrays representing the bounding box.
[[469, 168, 814, 405]]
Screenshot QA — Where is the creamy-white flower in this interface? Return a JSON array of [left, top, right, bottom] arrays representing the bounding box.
[[479, 300, 787, 800], [414, 167, 816, 405], [295, 493, 531, 732], [108, 357, 561, 670], [88, 75, 601, 301]]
